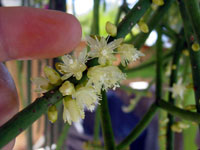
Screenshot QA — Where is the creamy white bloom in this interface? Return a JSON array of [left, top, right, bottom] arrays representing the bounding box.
[[117, 44, 145, 66], [74, 86, 101, 111], [56, 48, 88, 80], [63, 96, 85, 125], [32, 77, 53, 93], [169, 78, 186, 99], [86, 36, 123, 65], [87, 65, 126, 92]]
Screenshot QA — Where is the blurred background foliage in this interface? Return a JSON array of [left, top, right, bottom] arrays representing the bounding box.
[[1, 0, 199, 150]]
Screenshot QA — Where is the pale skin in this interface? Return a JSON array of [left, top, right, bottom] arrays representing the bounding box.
[[0, 7, 82, 150]]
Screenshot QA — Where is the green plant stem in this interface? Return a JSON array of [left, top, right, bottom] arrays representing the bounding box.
[[158, 100, 200, 123], [115, 98, 200, 150], [91, 0, 100, 35], [132, 0, 174, 49], [116, 103, 158, 150], [56, 123, 70, 150], [183, 0, 200, 42], [156, 27, 163, 103], [0, 90, 63, 148], [27, 60, 32, 150], [178, 0, 200, 130], [109, 0, 152, 41], [100, 90, 115, 150], [115, 6, 123, 25], [91, 0, 101, 142], [166, 32, 184, 150], [94, 106, 100, 141], [162, 24, 178, 40]]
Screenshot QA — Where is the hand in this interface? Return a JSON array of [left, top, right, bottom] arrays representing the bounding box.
[[0, 7, 81, 150]]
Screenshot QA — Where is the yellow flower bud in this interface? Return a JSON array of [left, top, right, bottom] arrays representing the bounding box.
[[59, 81, 75, 96], [192, 42, 200, 51], [172, 65, 176, 70], [47, 105, 58, 123], [152, 0, 164, 6], [171, 123, 182, 133], [182, 49, 189, 56], [44, 66, 61, 85], [105, 21, 117, 37], [138, 21, 149, 33]]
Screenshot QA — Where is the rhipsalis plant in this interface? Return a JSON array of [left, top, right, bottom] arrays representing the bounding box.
[[2, 0, 200, 149], [32, 21, 145, 125]]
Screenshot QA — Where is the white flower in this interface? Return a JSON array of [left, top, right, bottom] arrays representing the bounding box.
[[63, 96, 85, 125], [56, 48, 88, 80], [32, 77, 53, 93], [87, 65, 126, 92], [86, 36, 123, 65], [117, 44, 145, 66], [169, 78, 186, 99], [74, 86, 101, 111]]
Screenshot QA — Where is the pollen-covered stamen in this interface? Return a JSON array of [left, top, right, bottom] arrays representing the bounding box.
[[86, 36, 123, 65], [87, 65, 126, 92], [117, 43, 145, 66], [56, 48, 88, 80], [74, 85, 101, 111]]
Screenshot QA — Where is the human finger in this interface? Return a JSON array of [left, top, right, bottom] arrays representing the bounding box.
[[0, 7, 82, 62]]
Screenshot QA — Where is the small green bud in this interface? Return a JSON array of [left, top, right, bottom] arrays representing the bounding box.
[[47, 105, 58, 123], [59, 81, 75, 96], [105, 21, 117, 37], [44, 66, 61, 85], [192, 42, 200, 51], [138, 21, 149, 33], [152, 0, 164, 6]]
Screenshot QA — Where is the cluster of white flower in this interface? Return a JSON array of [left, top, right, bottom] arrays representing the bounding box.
[[33, 21, 144, 125]]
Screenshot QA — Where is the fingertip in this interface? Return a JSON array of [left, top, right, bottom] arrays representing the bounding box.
[[0, 7, 82, 61]]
